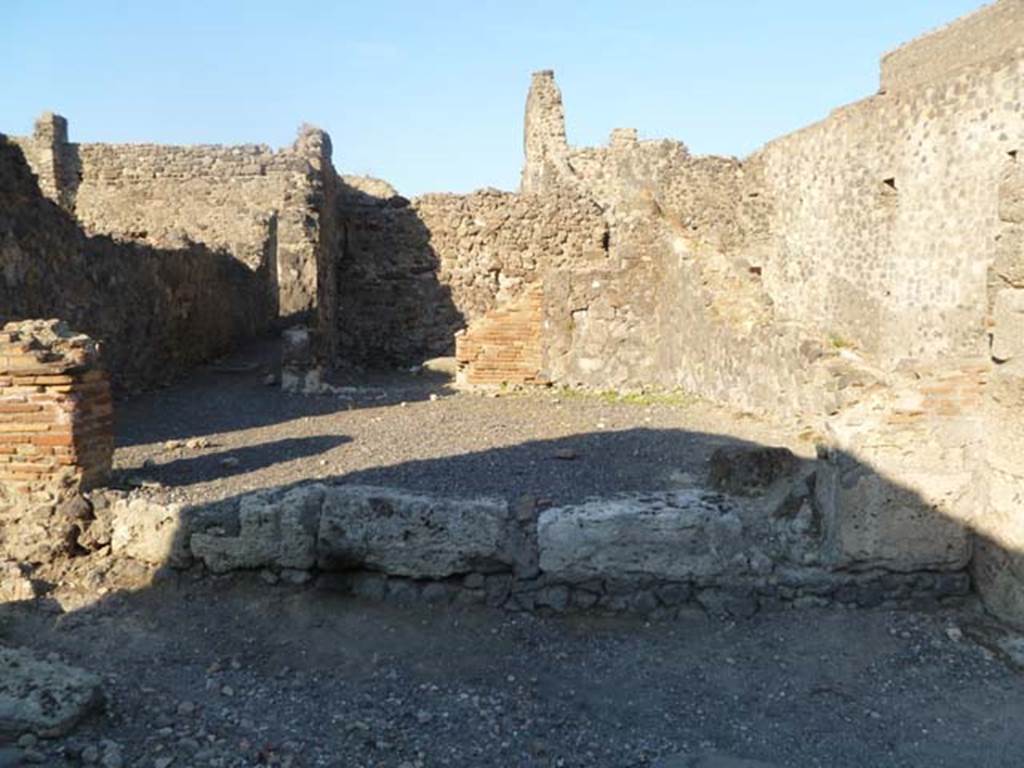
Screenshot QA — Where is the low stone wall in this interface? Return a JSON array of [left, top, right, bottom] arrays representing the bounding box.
[[101, 450, 973, 618]]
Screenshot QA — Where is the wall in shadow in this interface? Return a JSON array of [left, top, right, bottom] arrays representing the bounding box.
[[0, 135, 277, 394], [333, 180, 608, 371], [335, 180, 463, 367]]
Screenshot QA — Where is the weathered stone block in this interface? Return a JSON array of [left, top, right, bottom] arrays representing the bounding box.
[[190, 484, 323, 573], [537, 491, 745, 582], [316, 485, 512, 578], [110, 497, 189, 567], [0, 647, 103, 737], [707, 445, 800, 495], [816, 451, 972, 572]]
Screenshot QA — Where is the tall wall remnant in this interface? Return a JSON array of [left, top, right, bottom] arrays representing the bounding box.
[[520, 70, 573, 197]]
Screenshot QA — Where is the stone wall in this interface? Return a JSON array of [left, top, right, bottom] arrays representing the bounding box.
[[566, 131, 748, 252], [974, 153, 1024, 626], [501, 29, 1022, 408], [0, 134, 274, 392], [751, 51, 1021, 366], [880, 0, 1023, 93], [12, 116, 340, 346], [513, 72, 826, 415], [99, 463, 973, 619], [335, 183, 606, 366]]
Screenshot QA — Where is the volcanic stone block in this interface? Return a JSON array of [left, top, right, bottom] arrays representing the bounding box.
[[537, 491, 746, 582], [707, 445, 800, 495], [815, 449, 972, 572], [110, 497, 189, 567], [317, 486, 512, 578], [190, 484, 324, 573]]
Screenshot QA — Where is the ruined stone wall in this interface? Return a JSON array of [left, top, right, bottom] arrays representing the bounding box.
[[510, 28, 1023, 409], [752, 51, 1022, 364], [513, 75, 813, 412], [567, 132, 748, 252], [880, 0, 1023, 93], [336, 184, 606, 366], [0, 135, 274, 393], [13, 117, 339, 327]]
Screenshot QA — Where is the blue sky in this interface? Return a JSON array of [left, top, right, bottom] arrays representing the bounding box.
[[3, 1, 982, 196]]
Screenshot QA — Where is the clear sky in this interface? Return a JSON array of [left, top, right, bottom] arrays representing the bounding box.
[[3, 1, 983, 196]]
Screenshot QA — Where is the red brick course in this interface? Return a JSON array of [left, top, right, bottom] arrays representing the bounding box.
[[0, 320, 113, 506], [455, 286, 546, 387]]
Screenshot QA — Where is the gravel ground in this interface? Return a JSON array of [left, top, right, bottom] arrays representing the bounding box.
[[112, 341, 814, 509], [2, 576, 1023, 767]]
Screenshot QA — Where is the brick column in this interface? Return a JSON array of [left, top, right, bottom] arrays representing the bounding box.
[[0, 320, 113, 508]]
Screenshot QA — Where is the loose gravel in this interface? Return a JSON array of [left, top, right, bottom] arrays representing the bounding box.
[[112, 342, 813, 509], [2, 577, 1023, 767]]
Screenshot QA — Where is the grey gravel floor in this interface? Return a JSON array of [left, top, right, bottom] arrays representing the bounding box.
[[2, 577, 1023, 768], [112, 341, 812, 510]]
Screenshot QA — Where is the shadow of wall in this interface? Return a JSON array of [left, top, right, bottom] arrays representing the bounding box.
[[0, 136, 276, 394]]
